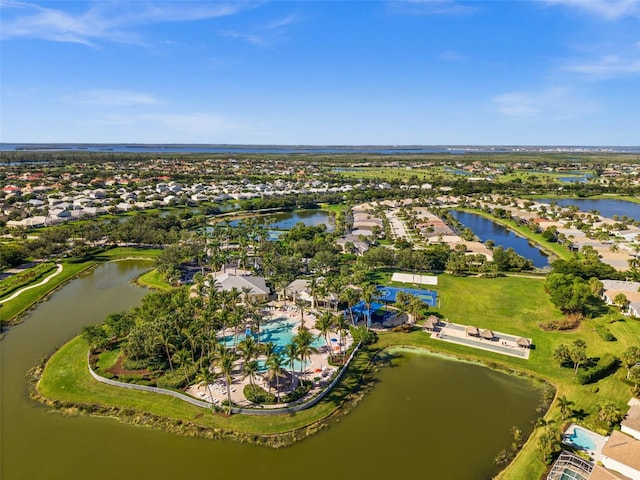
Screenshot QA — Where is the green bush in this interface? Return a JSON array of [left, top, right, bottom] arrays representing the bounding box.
[[576, 354, 619, 385], [281, 381, 312, 403], [156, 371, 190, 389], [594, 325, 616, 341], [244, 384, 276, 404]]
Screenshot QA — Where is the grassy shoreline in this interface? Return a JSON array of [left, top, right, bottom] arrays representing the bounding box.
[[24, 248, 640, 478], [0, 248, 159, 327], [455, 207, 572, 262], [34, 334, 380, 446]]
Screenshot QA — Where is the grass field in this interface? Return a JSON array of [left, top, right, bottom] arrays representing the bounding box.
[[38, 334, 375, 437], [35, 268, 640, 477], [136, 269, 172, 290]]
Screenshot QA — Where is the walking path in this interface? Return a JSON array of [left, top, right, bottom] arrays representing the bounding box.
[[0, 263, 64, 304]]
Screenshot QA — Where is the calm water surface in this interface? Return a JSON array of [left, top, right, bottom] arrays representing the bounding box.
[[231, 210, 334, 232], [0, 260, 541, 480], [537, 198, 639, 221], [449, 210, 550, 268]]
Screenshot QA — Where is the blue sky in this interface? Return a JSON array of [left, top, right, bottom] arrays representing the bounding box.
[[1, 0, 639, 145]]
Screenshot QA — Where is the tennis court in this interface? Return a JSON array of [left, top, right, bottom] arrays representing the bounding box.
[[376, 286, 438, 307]]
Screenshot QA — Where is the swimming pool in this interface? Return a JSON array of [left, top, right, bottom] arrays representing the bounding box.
[[222, 318, 326, 371], [562, 424, 605, 454], [377, 286, 438, 306]]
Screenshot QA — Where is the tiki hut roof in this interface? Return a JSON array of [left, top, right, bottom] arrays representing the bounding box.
[[465, 325, 479, 336], [480, 329, 494, 340], [261, 369, 298, 391], [424, 316, 439, 330], [516, 337, 531, 348]]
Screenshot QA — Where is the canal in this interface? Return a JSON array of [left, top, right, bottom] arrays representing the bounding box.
[[537, 198, 639, 221], [449, 210, 550, 268]]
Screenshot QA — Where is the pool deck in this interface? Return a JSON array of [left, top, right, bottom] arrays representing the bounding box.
[[430, 321, 532, 359], [562, 423, 608, 462], [188, 306, 351, 408]]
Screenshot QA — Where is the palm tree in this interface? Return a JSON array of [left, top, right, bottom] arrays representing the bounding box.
[[294, 327, 318, 383], [283, 341, 299, 393], [333, 314, 350, 355], [155, 319, 176, 373], [237, 335, 258, 364], [408, 295, 425, 324], [217, 348, 238, 415], [266, 351, 285, 402], [195, 366, 218, 412], [243, 359, 260, 389], [341, 287, 361, 326], [295, 296, 307, 328], [361, 284, 378, 328], [556, 395, 574, 421], [172, 349, 193, 375], [314, 311, 335, 359]]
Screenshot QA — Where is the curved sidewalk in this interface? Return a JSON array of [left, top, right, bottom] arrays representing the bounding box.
[[0, 263, 64, 304]]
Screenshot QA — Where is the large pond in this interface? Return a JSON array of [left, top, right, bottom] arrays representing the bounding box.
[[537, 198, 639, 221], [0, 260, 542, 480], [231, 209, 334, 232], [449, 210, 550, 268]]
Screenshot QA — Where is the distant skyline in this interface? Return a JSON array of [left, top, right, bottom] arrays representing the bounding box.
[[1, 1, 639, 145]]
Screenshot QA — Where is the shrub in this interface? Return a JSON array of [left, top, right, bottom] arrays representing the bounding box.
[[281, 381, 312, 403], [244, 384, 276, 404], [539, 317, 581, 331], [594, 325, 616, 342], [576, 354, 619, 385], [156, 371, 190, 389]]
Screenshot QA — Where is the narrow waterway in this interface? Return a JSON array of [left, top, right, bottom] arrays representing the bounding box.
[[0, 260, 541, 480], [537, 198, 639, 221], [450, 210, 550, 268]]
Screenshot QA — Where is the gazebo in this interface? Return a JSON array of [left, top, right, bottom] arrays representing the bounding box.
[[516, 337, 531, 349], [480, 329, 495, 340], [424, 315, 439, 331], [465, 325, 479, 337]]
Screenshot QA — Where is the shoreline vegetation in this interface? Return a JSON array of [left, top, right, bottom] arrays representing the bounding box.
[[0, 249, 158, 328], [31, 264, 640, 478], [31, 333, 551, 450], [6, 203, 640, 478], [2, 151, 639, 479]]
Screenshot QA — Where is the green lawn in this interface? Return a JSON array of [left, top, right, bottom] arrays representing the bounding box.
[[136, 269, 172, 291], [35, 271, 640, 477], [1, 260, 96, 324], [37, 334, 376, 438]]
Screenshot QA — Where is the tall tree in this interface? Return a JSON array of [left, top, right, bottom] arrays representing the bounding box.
[[217, 348, 238, 415], [556, 395, 574, 421]]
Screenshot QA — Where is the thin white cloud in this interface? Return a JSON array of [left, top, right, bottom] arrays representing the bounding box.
[[218, 12, 303, 46], [543, 0, 640, 20], [492, 87, 596, 120], [388, 0, 478, 15], [218, 30, 266, 46], [64, 89, 161, 107], [0, 1, 253, 46], [266, 13, 302, 30], [564, 54, 640, 77]]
